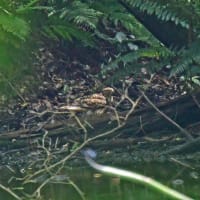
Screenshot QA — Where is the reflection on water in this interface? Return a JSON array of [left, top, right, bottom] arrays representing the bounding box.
[[0, 162, 199, 200]]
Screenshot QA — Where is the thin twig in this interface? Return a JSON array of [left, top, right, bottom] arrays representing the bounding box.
[[23, 96, 142, 183], [170, 157, 195, 169], [0, 184, 22, 200], [192, 94, 200, 109], [68, 179, 86, 200], [141, 91, 194, 141], [72, 112, 87, 134]]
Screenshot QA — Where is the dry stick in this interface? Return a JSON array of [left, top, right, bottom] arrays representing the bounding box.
[[161, 135, 200, 155], [23, 124, 122, 184], [90, 96, 143, 142], [104, 105, 121, 126], [32, 177, 51, 199], [41, 130, 55, 176], [68, 179, 86, 200], [192, 94, 200, 109], [170, 157, 195, 170], [72, 112, 87, 134], [23, 96, 142, 183], [0, 184, 22, 200], [141, 91, 194, 141]]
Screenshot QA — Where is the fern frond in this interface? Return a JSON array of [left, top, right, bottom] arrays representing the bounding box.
[[0, 2, 33, 100], [59, 1, 102, 30], [101, 47, 167, 75], [170, 40, 200, 76], [103, 60, 143, 83], [43, 22, 95, 46], [91, 0, 163, 47], [0, 12, 30, 41], [122, 0, 195, 29], [101, 51, 142, 75]]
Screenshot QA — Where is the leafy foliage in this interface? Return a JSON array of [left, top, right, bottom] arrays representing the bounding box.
[[119, 0, 200, 87], [171, 40, 200, 75], [38, 0, 173, 82], [0, 13, 29, 41], [0, 2, 31, 100], [40, 0, 102, 46], [101, 46, 172, 83], [122, 0, 190, 28], [2, 0, 200, 97], [43, 21, 95, 46]]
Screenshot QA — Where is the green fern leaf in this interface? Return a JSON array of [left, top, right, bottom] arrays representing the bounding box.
[[170, 40, 200, 76], [0, 13, 30, 41], [43, 22, 95, 46]]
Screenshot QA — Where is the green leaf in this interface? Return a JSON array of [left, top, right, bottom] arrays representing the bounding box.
[[0, 13, 30, 41]]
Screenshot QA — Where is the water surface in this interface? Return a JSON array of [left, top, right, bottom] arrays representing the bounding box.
[[0, 161, 199, 200]]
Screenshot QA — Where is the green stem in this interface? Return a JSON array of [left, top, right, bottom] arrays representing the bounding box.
[[84, 153, 194, 200]]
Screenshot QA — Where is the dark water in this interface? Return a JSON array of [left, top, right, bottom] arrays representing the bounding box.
[[0, 162, 199, 200]]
